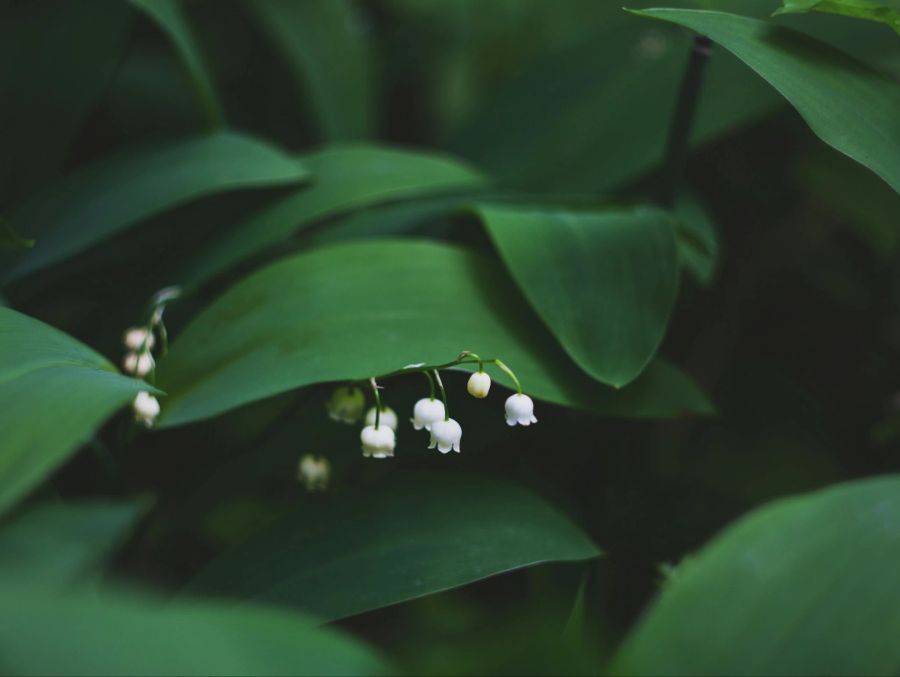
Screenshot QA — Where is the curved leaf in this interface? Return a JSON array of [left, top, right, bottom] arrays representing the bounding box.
[[187, 472, 600, 620], [1, 585, 387, 676], [247, 0, 376, 140], [774, 0, 900, 34], [631, 8, 900, 195], [476, 205, 678, 388], [3, 132, 309, 283], [0, 500, 147, 586], [178, 144, 486, 287], [613, 475, 900, 676], [0, 308, 152, 515], [157, 239, 711, 427], [130, 0, 224, 126]]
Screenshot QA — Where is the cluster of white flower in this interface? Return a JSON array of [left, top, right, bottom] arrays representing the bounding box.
[[326, 354, 537, 460]]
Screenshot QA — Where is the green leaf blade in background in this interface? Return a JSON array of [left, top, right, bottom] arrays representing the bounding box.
[[0, 500, 147, 586], [476, 205, 679, 388], [247, 0, 376, 141], [178, 144, 487, 287], [2, 131, 309, 284], [157, 239, 711, 427], [774, 0, 900, 34], [0, 308, 152, 516], [1, 585, 388, 676], [631, 8, 900, 195], [129, 0, 225, 127], [188, 472, 600, 621], [612, 475, 900, 676]]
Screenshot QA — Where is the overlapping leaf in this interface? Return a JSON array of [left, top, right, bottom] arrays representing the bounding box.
[[157, 239, 711, 427]]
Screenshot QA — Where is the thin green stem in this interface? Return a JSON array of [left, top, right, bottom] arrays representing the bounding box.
[[492, 359, 523, 395], [460, 350, 484, 372], [369, 377, 382, 429], [422, 370, 436, 400], [657, 35, 713, 208], [433, 370, 449, 421]]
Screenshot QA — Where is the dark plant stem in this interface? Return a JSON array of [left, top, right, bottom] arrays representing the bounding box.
[[657, 35, 713, 208]]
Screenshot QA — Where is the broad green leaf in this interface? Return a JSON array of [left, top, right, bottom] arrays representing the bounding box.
[[188, 472, 600, 621], [612, 475, 900, 676], [0, 308, 152, 515], [247, 0, 375, 140], [2, 132, 308, 283], [775, 0, 900, 34], [0, 1, 133, 205], [0, 585, 387, 676], [130, 0, 225, 126], [0, 500, 146, 585], [157, 239, 712, 427], [631, 9, 900, 195], [476, 205, 678, 388], [178, 144, 486, 287]]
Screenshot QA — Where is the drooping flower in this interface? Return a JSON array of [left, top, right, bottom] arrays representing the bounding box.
[[123, 326, 155, 352], [467, 371, 491, 399], [428, 418, 462, 454], [360, 425, 396, 458], [298, 454, 331, 491], [133, 391, 160, 428], [364, 406, 399, 431], [504, 393, 537, 426], [326, 386, 365, 424], [411, 398, 446, 431], [122, 351, 155, 378]]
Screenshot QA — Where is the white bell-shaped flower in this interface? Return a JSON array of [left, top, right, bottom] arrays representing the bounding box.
[[364, 406, 399, 431], [360, 424, 396, 458], [505, 393, 537, 426], [123, 326, 155, 351], [122, 351, 155, 378], [298, 454, 330, 491], [411, 398, 446, 431], [326, 386, 365, 424], [467, 371, 491, 399], [428, 418, 462, 454], [133, 391, 160, 428]]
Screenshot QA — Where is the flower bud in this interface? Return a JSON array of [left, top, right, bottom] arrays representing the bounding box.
[[467, 371, 491, 398], [364, 406, 399, 431], [133, 391, 160, 428], [122, 351, 155, 378], [123, 327, 155, 352], [411, 398, 446, 431], [360, 425, 396, 458], [504, 393, 537, 427], [298, 454, 330, 491], [326, 386, 365, 424], [428, 418, 462, 454]]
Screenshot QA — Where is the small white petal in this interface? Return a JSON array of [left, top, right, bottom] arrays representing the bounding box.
[[123, 327, 154, 351], [466, 371, 491, 399], [429, 418, 462, 455], [504, 394, 537, 427], [360, 424, 396, 459], [364, 406, 398, 431], [412, 398, 445, 431], [133, 391, 160, 428]]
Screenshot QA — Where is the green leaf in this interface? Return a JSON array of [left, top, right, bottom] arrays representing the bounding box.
[[0, 585, 388, 676], [129, 0, 225, 127], [247, 0, 376, 140], [188, 472, 600, 621], [3, 132, 309, 284], [157, 239, 711, 427], [0, 307, 152, 515], [630, 8, 900, 195], [178, 144, 486, 287], [0, 1, 133, 205], [612, 475, 900, 676], [774, 0, 900, 34], [476, 205, 678, 388], [0, 500, 147, 586]]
